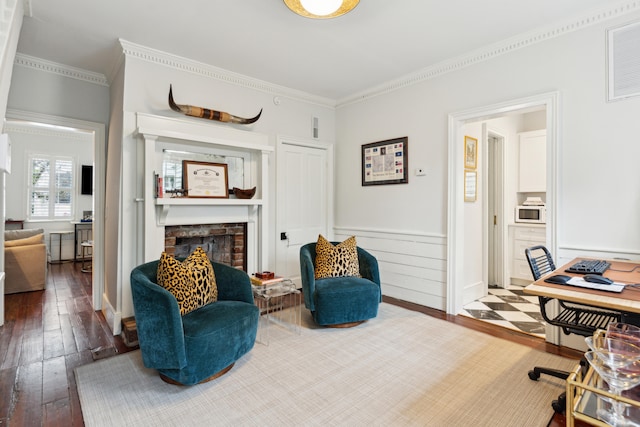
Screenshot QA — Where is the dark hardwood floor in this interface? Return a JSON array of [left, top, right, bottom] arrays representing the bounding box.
[[0, 262, 136, 426], [0, 263, 583, 426]]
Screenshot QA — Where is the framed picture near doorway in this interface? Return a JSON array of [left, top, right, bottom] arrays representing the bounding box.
[[464, 169, 477, 202], [464, 136, 477, 169]]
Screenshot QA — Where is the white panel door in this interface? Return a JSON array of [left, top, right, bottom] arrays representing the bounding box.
[[276, 138, 331, 287]]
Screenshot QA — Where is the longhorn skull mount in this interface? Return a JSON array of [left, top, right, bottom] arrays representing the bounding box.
[[168, 85, 262, 125]]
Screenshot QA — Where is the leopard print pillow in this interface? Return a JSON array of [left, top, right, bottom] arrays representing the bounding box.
[[314, 235, 361, 279], [157, 247, 218, 316]]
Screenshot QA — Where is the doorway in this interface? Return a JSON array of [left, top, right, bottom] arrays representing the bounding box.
[[275, 136, 333, 287], [446, 92, 558, 316], [486, 130, 504, 288], [5, 109, 106, 309]]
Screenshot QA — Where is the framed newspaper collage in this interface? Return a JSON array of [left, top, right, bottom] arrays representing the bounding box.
[[361, 137, 408, 186]]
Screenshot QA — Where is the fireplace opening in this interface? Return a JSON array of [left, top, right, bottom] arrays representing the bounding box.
[[164, 223, 247, 271]]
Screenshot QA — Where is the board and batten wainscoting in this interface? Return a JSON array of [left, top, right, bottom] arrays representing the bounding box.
[[334, 227, 447, 311]]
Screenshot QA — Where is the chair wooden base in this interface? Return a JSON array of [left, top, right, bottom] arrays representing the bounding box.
[[159, 363, 234, 385], [326, 320, 366, 328]]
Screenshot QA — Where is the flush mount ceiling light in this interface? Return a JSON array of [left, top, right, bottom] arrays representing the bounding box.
[[284, 0, 359, 19]]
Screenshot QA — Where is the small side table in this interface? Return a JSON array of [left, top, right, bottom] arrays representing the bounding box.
[[49, 231, 74, 264], [80, 241, 93, 273], [252, 279, 301, 345]]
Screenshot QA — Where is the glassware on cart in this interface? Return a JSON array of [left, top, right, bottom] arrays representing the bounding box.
[[585, 350, 640, 426], [585, 334, 640, 369], [608, 323, 640, 347]]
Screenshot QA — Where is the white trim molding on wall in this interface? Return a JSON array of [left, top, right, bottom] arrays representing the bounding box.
[[118, 40, 335, 109], [334, 226, 447, 310]]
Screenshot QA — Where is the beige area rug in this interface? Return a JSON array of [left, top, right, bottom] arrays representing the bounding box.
[[75, 303, 577, 426]]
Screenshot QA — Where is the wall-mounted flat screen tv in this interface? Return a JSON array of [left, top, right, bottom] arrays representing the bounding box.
[[81, 165, 93, 195]]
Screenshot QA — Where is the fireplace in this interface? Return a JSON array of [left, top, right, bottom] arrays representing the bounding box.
[[136, 112, 272, 279], [164, 223, 247, 271]]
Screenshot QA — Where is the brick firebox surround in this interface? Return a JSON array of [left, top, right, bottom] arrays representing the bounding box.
[[164, 223, 247, 271]]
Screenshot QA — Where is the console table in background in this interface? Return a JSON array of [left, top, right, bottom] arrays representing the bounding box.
[[5, 219, 24, 230]]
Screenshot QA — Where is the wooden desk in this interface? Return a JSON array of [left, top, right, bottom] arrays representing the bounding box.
[[525, 258, 640, 320]]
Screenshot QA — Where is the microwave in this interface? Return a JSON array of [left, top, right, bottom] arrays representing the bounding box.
[[515, 205, 546, 224]]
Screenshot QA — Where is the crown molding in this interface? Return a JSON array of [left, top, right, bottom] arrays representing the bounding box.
[[12, 1, 639, 109], [336, 0, 640, 108], [4, 119, 93, 142], [118, 39, 337, 108], [14, 53, 109, 86]]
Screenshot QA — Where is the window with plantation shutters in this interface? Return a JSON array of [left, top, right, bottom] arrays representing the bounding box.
[[28, 155, 74, 220]]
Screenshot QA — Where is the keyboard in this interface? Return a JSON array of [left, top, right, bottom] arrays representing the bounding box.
[[565, 259, 611, 275]]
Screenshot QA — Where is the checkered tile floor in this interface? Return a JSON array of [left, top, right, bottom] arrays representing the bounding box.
[[460, 285, 546, 338]]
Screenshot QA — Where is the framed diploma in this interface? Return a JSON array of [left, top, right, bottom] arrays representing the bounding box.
[[183, 161, 229, 198]]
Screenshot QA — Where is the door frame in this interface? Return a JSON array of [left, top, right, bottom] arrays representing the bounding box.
[[483, 126, 506, 289], [275, 135, 334, 279], [6, 108, 106, 310], [446, 92, 559, 315]]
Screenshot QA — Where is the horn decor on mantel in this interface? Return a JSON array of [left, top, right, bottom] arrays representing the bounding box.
[[168, 85, 262, 125]]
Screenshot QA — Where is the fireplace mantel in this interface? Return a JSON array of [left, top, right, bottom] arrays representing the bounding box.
[[135, 113, 273, 272], [155, 197, 264, 225]]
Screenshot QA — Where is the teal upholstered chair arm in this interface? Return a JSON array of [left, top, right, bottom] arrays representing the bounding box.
[[357, 247, 382, 302], [357, 247, 381, 285], [212, 262, 254, 304], [299, 243, 317, 311], [130, 261, 187, 370]]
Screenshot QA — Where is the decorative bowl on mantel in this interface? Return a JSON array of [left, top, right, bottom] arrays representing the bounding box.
[[232, 187, 256, 199]]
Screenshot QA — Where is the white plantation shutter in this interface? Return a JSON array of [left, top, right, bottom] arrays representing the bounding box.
[[28, 155, 74, 219], [30, 158, 50, 218], [55, 159, 73, 217]]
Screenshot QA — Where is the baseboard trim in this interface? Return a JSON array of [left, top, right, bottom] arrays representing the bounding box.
[[101, 293, 122, 335]]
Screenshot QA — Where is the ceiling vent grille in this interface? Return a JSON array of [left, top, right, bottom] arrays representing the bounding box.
[[608, 20, 640, 101]]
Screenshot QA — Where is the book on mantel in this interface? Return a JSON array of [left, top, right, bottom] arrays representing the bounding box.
[[250, 275, 285, 286]]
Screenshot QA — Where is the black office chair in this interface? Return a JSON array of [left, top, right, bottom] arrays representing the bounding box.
[[526, 246, 621, 338], [525, 246, 569, 384], [525, 245, 619, 413]]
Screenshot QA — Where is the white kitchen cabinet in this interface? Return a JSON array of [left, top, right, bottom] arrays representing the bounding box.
[[518, 130, 546, 192], [509, 224, 546, 285]]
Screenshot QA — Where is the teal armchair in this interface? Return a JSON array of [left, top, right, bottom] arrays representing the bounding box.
[[130, 260, 259, 385], [300, 242, 381, 327]]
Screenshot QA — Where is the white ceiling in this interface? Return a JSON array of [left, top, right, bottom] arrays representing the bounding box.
[[16, 0, 618, 101]]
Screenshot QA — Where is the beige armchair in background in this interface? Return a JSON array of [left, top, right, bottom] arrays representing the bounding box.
[[4, 228, 47, 294]]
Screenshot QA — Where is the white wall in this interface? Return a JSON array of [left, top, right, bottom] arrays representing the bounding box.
[[0, 0, 23, 324], [461, 122, 484, 302], [7, 62, 110, 125], [0, 0, 22, 126], [335, 10, 640, 310], [103, 64, 125, 331], [109, 47, 337, 325]]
